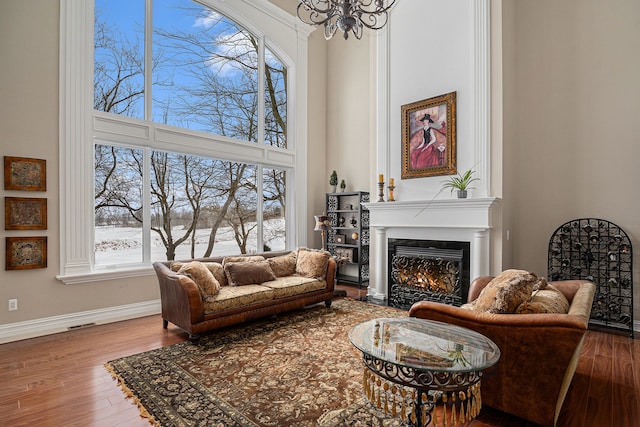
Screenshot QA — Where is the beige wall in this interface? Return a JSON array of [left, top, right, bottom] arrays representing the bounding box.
[[325, 35, 372, 195], [505, 0, 640, 319]]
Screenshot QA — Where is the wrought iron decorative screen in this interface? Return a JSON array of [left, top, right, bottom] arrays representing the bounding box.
[[548, 218, 633, 337], [387, 239, 470, 310]]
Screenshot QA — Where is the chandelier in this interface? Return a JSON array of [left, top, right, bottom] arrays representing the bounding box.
[[297, 0, 396, 40]]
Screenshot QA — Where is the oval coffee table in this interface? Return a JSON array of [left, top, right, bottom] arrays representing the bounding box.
[[349, 318, 500, 427]]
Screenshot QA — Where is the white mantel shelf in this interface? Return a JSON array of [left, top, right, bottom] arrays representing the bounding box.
[[363, 197, 500, 229], [362, 197, 502, 300]]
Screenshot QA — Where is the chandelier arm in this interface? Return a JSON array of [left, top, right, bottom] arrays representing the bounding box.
[[296, 0, 395, 40], [297, 2, 336, 26]]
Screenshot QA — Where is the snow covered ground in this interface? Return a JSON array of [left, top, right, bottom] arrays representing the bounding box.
[[94, 219, 285, 265]]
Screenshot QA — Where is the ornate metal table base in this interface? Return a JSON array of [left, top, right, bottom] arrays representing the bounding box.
[[362, 354, 483, 427]]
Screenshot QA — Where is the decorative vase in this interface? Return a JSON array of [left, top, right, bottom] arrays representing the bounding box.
[[457, 190, 468, 199]]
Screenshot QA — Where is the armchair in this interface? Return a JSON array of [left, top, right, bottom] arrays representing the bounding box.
[[409, 277, 596, 427]]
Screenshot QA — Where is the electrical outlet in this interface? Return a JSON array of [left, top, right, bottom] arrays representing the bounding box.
[[8, 299, 18, 311]]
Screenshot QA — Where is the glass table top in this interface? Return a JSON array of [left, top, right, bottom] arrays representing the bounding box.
[[349, 317, 500, 373]]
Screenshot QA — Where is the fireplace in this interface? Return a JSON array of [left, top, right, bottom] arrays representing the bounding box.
[[387, 239, 470, 310]]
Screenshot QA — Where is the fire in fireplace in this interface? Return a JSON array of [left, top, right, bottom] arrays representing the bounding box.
[[388, 239, 470, 310]]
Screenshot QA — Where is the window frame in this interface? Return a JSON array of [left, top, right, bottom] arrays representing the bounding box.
[[58, 0, 312, 284]]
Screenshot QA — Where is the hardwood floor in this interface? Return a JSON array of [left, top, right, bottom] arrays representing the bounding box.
[[0, 286, 638, 427]]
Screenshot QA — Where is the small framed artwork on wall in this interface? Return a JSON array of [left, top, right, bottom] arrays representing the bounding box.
[[5, 197, 47, 230], [4, 156, 47, 191], [6, 236, 48, 270]]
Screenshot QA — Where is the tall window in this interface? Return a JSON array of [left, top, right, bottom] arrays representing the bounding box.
[[88, 0, 291, 269]]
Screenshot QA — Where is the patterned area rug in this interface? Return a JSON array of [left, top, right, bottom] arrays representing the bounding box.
[[105, 298, 407, 426]]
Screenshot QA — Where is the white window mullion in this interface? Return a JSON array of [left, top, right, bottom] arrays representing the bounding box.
[[257, 36, 265, 145], [256, 165, 264, 252], [142, 147, 152, 263], [145, 0, 153, 121]]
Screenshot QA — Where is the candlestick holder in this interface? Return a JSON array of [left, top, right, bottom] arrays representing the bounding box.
[[377, 181, 385, 202], [387, 184, 395, 202]]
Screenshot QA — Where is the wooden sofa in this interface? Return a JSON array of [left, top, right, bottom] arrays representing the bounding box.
[[154, 249, 336, 342], [409, 276, 596, 427]]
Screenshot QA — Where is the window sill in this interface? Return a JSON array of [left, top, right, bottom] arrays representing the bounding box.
[[56, 266, 155, 285]]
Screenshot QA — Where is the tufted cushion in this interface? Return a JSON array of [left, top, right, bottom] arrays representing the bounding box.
[[515, 284, 570, 314], [176, 261, 221, 299], [267, 252, 297, 277], [224, 260, 277, 286], [473, 269, 543, 314], [295, 247, 331, 279]]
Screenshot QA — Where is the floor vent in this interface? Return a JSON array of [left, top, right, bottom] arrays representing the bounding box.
[[68, 322, 97, 330]]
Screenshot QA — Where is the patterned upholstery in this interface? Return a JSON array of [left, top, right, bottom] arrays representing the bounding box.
[[262, 276, 326, 299]]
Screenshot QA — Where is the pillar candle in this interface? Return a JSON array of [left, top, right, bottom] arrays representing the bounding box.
[[390, 178, 394, 186], [378, 174, 384, 183]]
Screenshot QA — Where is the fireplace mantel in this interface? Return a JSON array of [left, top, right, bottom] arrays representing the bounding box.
[[362, 197, 501, 300]]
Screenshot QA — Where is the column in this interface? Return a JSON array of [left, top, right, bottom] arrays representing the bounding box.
[[371, 227, 387, 300]]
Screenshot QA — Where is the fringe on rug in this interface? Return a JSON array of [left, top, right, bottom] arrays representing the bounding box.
[[103, 362, 160, 427]]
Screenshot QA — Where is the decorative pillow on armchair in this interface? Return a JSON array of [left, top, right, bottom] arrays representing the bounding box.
[[515, 284, 570, 314], [473, 269, 543, 314], [224, 260, 277, 286], [295, 247, 330, 279], [176, 261, 221, 299]]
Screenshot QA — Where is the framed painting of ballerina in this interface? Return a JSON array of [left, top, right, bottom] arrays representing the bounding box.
[[401, 91, 457, 179]]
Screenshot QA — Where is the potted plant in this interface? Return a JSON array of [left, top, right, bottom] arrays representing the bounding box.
[[340, 179, 346, 192], [329, 170, 338, 193], [441, 168, 478, 198]]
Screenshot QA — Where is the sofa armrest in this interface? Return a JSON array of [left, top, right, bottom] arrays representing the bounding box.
[[153, 262, 204, 331]]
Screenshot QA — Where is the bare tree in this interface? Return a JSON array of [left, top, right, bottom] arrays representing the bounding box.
[[94, 3, 288, 260]]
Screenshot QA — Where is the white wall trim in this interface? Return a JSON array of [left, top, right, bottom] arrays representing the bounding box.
[[0, 300, 161, 344], [473, 0, 491, 197]]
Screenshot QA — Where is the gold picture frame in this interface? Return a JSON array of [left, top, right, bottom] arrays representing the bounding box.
[[401, 92, 457, 179], [6, 236, 48, 270], [4, 156, 47, 191], [5, 197, 48, 230]]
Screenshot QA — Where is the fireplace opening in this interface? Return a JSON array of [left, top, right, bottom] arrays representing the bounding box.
[[388, 239, 470, 310]]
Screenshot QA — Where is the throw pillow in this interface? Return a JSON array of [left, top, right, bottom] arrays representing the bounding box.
[[295, 247, 330, 279], [170, 261, 184, 272], [224, 260, 277, 286], [515, 284, 570, 314], [176, 261, 221, 299], [473, 269, 541, 314], [268, 252, 297, 277], [202, 262, 228, 287], [222, 255, 265, 266]]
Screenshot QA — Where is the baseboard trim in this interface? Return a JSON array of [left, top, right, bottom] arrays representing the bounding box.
[[0, 299, 161, 344]]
